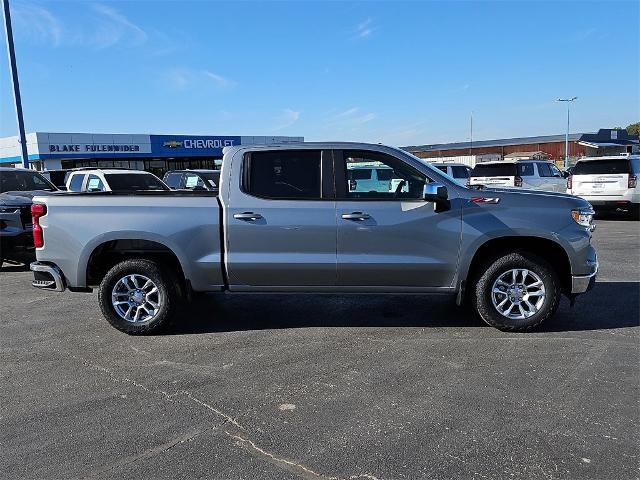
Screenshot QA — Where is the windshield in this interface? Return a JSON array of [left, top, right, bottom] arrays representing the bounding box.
[[0, 170, 57, 193], [471, 163, 517, 177], [104, 173, 169, 191], [572, 159, 630, 175], [199, 171, 221, 188]]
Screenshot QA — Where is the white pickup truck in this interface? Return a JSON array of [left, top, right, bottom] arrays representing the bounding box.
[[30, 142, 598, 334]]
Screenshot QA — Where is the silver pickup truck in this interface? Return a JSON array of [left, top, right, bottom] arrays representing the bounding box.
[[30, 142, 598, 334]]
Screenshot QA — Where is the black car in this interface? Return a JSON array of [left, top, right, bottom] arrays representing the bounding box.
[[163, 169, 221, 192], [0, 168, 58, 265]]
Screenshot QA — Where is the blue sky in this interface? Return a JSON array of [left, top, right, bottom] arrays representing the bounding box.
[[0, 0, 638, 146]]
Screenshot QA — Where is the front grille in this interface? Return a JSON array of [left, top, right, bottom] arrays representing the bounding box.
[[19, 205, 32, 227]]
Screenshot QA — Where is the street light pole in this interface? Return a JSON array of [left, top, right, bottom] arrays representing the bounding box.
[[557, 97, 578, 169], [2, 0, 29, 169]]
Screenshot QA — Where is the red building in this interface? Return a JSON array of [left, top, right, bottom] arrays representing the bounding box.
[[403, 129, 639, 164]]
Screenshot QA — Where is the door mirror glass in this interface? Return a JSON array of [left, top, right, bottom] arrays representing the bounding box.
[[423, 183, 448, 202]]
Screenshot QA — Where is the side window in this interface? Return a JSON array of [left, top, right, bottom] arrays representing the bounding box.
[[164, 173, 182, 189], [631, 159, 640, 174], [86, 174, 104, 191], [68, 174, 85, 192], [548, 164, 563, 177], [451, 166, 470, 179], [244, 150, 321, 199], [517, 163, 535, 177], [435, 165, 448, 174], [342, 150, 426, 200], [537, 163, 552, 177]]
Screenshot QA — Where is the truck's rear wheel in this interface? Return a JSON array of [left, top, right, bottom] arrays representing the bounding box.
[[98, 259, 179, 334], [473, 252, 561, 332]]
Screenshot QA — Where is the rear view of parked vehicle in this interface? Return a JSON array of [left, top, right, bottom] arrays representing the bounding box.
[[65, 169, 169, 192], [567, 155, 639, 218], [469, 160, 566, 192], [163, 169, 221, 192], [0, 168, 58, 265]]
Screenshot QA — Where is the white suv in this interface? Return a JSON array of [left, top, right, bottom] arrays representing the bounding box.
[[469, 160, 566, 192], [65, 169, 169, 193], [567, 155, 639, 218], [430, 163, 472, 186]]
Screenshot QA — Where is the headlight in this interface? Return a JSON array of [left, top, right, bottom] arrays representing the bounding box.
[[571, 208, 594, 227]]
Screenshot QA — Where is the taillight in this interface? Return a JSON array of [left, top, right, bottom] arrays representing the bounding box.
[[31, 203, 46, 248], [514, 176, 523, 187], [629, 175, 637, 188], [567, 175, 573, 190]]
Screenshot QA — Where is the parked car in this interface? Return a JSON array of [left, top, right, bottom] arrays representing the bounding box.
[[163, 169, 221, 192], [567, 155, 639, 218], [30, 142, 597, 334], [65, 169, 169, 192], [0, 167, 58, 264], [346, 162, 400, 193], [469, 160, 566, 192], [430, 162, 472, 186]]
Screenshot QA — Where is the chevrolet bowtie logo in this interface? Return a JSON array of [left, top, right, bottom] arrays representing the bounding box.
[[163, 140, 183, 148]]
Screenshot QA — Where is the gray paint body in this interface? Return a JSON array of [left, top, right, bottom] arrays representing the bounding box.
[[33, 142, 597, 296]]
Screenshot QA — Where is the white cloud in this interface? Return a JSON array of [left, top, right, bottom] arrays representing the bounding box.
[[354, 18, 375, 39], [165, 68, 193, 90], [330, 107, 377, 126], [10, 1, 148, 49], [273, 109, 301, 131], [204, 71, 236, 89], [11, 3, 62, 46]]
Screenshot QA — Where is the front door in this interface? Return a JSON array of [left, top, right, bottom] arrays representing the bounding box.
[[225, 149, 336, 289], [335, 150, 461, 289]]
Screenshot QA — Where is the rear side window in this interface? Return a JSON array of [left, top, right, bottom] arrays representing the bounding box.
[[86, 174, 104, 191], [517, 163, 535, 176], [244, 150, 321, 199], [471, 163, 517, 177], [435, 165, 448, 174], [573, 159, 631, 175], [348, 168, 372, 181], [164, 172, 183, 189], [536, 163, 552, 177], [450, 166, 470, 179], [68, 174, 85, 192]]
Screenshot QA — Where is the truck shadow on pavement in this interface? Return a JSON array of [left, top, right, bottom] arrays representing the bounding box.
[[168, 281, 639, 335]]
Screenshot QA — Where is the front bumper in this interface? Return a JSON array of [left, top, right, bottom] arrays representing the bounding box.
[[30, 262, 66, 292], [570, 251, 598, 294]]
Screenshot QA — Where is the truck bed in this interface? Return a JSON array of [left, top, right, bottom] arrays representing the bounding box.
[[33, 191, 223, 291]]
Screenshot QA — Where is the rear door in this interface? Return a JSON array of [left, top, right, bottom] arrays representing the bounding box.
[[335, 149, 461, 288], [225, 149, 336, 289], [536, 162, 565, 192], [571, 159, 630, 197]]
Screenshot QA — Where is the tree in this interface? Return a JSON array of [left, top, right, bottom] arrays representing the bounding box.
[[627, 122, 640, 137]]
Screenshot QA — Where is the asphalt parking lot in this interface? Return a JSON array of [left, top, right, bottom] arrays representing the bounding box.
[[1, 219, 638, 480]]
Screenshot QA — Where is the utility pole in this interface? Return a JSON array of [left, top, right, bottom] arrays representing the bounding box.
[[469, 111, 473, 157], [557, 97, 578, 169], [2, 0, 29, 168]]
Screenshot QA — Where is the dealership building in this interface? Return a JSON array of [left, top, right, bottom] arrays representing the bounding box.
[[403, 128, 639, 165], [0, 132, 304, 177]]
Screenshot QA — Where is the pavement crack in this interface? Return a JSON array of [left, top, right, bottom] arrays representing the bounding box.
[[74, 356, 245, 430], [226, 431, 382, 480]]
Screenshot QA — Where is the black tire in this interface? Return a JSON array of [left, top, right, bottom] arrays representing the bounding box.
[[472, 252, 561, 332], [98, 259, 180, 335]]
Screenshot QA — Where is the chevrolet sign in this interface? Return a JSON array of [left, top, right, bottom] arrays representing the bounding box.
[[163, 140, 183, 148]]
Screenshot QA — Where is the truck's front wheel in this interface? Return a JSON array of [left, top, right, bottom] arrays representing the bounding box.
[[473, 252, 561, 332], [98, 259, 179, 334]]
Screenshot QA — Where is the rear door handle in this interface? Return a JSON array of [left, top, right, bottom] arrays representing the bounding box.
[[341, 212, 371, 221], [233, 212, 263, 221]]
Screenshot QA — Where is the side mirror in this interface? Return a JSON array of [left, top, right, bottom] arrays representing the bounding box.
[[423, 183, 448, 202]]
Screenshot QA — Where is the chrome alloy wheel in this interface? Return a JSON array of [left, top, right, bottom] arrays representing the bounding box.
[[111, 274, 162, 323], [491, 269, 546, 320]]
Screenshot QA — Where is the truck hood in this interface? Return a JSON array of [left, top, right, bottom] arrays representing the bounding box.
[[467, 186, 592, 209]]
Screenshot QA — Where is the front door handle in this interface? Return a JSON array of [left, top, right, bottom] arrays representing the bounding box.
[[341, 212, 371, 221], [233, 212, 263, 221]]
